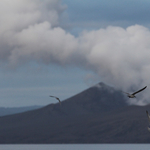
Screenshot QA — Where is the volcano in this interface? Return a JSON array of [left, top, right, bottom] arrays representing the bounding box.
[[0, 82, 149, 143]]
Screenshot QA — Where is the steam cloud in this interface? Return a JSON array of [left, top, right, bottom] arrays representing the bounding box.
[[0, 0, 150, 105]]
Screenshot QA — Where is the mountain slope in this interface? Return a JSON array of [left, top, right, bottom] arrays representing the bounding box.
[[0, 82, 148, 143], [58, 82, 127, 115]]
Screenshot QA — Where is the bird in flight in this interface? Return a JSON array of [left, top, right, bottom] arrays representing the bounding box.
[[49, 95, 61, 105], [146, 110, 150, 131], [122, 86, 147, 98]]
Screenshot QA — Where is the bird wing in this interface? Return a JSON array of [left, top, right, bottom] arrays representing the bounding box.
[[132, 86, 147, 95], [49, 95, 61, 105], [49, 95, 59, 99], [49, 95, 54, 97], [58, 99, 61, 105], [55, 97, 61, 105], [146, 110, 150, 122]]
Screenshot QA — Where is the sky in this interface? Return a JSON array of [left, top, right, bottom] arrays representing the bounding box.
[[1, 0, 150, 107]]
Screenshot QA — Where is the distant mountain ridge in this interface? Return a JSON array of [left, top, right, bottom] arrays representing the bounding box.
[[0, 105, 43, 116], [0, 82, 149, 143]]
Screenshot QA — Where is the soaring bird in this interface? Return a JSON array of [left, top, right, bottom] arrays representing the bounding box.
[[122, 86, 147, 98], [49, 95, 61, 105], [146, 110, 150, 131]]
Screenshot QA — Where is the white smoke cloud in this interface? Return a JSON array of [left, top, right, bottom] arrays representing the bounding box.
[[0, 0, 150, 105], [78, 26, 150, 105], [80, 25, 150, 87]]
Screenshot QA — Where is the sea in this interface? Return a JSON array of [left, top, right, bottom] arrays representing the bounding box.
[[0, 144, 149, 150]]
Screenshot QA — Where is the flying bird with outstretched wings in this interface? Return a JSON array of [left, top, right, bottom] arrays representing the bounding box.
[[122, 86, 147, 98], [146, 110, 150, 131], [49, 95, 61, 105]]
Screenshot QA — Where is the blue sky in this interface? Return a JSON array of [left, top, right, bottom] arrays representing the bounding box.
[[0, 0, 150, 107], [0, 65, 91, 107], [62, 0, 150, 33], [63, 0, 150, 23]]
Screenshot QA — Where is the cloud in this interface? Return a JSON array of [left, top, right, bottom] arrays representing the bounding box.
[[79, 25, 150, 86], [0, 0, 68, 65], [78, 25, 150, 105], [0, 0, 150, 105]]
